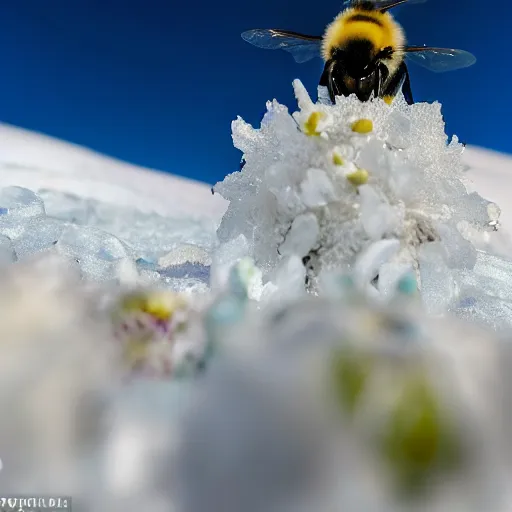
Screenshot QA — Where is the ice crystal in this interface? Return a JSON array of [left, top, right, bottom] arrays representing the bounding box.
[[214, 80, 501, 317], [0, 186, 215, 293]]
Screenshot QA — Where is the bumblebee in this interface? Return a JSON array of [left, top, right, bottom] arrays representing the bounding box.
[[241, 0, 476, 105]]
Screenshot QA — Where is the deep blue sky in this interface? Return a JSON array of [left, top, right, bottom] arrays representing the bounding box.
[[0, 0, 508, 185]]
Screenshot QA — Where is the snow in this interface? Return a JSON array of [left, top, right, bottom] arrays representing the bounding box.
[[0, 84, 512, 511], [463, 145, 512, 233], [213, 81, 512, 330], [0, 121, 509, 245], [0, 122, 228, 220]]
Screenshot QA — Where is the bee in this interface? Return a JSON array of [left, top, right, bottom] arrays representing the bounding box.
[[241, 0, 476, 105]]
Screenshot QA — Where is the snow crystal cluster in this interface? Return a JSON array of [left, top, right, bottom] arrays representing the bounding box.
[[0, 186, 214, 293], [213, 80, 512, 331]]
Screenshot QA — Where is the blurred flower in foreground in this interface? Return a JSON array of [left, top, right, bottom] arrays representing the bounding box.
[[111, 288, 208, 379], [0, 254, 122, 497], [173, 284, 512, 512]]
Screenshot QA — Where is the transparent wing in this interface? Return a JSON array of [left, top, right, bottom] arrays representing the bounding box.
[[241, 29, 323, 64], [342, 0, 426, 11], [404, 46, 477, 72]]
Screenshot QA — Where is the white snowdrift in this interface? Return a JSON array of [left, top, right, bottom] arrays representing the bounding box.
[[1, 122, 508, 239], [0, 122, 229, 220]]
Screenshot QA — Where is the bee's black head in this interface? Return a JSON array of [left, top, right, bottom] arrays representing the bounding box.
[[335, 40, 375, 78], [351, 0, 379, 11], [332, 41, 394, 79], [320, 41, 393, 103]]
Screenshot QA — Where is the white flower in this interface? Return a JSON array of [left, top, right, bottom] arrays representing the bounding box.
[[214, 79, 501, 311]]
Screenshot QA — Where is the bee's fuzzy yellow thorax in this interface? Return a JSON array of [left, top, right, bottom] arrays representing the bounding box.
[[321, 7, 405, 65]]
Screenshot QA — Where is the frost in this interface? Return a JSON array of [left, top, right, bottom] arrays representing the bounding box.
[[299, 168, 337, 208], [353, 238, 401, 290], [214, 79, 504, 314], [419, 242, 458, 315], [210, 234, 251, 291], [278, 212, 319, 258], [0, 187, 216, 292]]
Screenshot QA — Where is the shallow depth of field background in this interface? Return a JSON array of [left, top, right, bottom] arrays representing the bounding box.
[[0, 0, 507, 184]]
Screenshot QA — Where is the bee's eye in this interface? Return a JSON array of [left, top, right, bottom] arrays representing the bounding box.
[[377, 46, 394, 60]]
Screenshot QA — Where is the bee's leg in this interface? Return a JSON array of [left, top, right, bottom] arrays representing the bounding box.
[[319, 61, 330, 87], [401, 65, 414, 105], [320, 59, 350, 104], [374, 63, 389, 99], [373, 65, 382, 99], [319, 61, 334, 102], [383, 62, 414, 105]]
